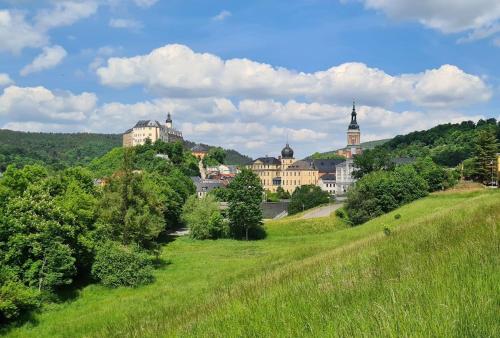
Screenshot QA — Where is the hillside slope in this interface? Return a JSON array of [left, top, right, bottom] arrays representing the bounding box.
[[4, 189, 499, 337], [0, 130, 251, 170]]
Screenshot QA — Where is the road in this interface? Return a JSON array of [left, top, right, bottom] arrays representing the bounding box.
[[301, 203, 343, 219]]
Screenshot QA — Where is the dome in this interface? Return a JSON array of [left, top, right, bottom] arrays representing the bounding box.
[[281, 143, 294, 159]]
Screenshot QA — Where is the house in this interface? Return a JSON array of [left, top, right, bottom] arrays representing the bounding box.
[[191, 144, 209, 160], [191, 177, 225, 198], [318, 173, 336, 195]]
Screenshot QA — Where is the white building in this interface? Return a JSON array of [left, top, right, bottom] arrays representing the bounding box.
[[335, 159, 355, 195], [318, 173, 336, 195], [123, 113, 183, 147]]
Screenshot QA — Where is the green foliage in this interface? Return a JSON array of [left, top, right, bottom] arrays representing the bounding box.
[[309, 152, 346, 160], [413, 157, 457, 191], [0, 274, 40, 323], [6, 190, 498, 337], [209, 187, 231, 202], [87, 147, 125, 178], [276, 186, 291, 199], [182, 195, 228, 240], [264, 190, 279, 202], [345, 165, 429, 225], [95, 166, 165, 250], [226, 169, 264, 240], [288, 185, 330, 215], [91, 241, 154, 288], [203, 147, 226, 167], [472, 128, 498, 184], [0, 130, 121, 171]]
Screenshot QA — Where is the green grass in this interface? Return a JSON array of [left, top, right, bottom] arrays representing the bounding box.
[[5, 189, 499, 337]]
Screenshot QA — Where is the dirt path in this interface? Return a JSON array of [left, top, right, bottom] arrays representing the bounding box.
[[301, 203, 343, 219]]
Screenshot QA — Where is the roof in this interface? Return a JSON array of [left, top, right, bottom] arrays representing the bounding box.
[[319, 173, 336, 181], [253, 157, 281, 165], [134, 120, 162, 128], [191, 178, 224, 193], [311, 159, 344, 173], [123, 128, 133, 134], [191, 144, 209, 152], [286, 160, 315, 171]]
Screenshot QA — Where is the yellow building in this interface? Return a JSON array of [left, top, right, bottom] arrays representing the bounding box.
[[123, 113, 183, 147], [248, 143, 319, 194]]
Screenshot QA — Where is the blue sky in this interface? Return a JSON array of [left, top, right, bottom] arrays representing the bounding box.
[[0, 0, 499, 158]]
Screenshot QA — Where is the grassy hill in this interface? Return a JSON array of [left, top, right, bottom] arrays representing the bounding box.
[[5, 188, 498, 337], [310, 139, 390, 159], [0, 130, 251, 171]]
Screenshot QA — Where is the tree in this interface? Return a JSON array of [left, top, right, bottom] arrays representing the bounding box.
[[95, 150, 165, 250], [352, 147, 392, 178], [345, 165, 428, 225], [276, 186, 291, 199], [288, 185, 330, 215], [226, 169, 264, 240], [413, 157, 454, 192], [472, 129, 498, 184], [182, 195, 227, 239], [310, 152, 346, 160]]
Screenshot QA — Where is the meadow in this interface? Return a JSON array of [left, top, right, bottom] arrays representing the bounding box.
[[5, 188, 499, 337]]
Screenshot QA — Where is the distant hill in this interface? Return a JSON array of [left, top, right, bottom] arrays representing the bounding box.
[[183, 140, 252, 165], [0, 130, 122, 171], [307, 138, 390, 159], [0, 129, 252, 171]]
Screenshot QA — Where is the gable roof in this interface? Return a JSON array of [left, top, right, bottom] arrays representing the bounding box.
[[319, 173, 336, 181], [191, 144, 209, 152]]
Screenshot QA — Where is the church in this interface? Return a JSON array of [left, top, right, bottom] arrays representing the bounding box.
[[248, 103, 361, 194]]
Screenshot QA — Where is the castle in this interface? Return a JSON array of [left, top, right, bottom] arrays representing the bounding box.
[[123, 113, 183, 147], [247, 103, 361, 195]]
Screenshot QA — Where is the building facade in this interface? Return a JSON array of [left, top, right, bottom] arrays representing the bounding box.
[[123, 113, 183, 147]]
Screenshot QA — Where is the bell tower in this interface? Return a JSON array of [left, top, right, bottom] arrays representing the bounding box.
[[165, 112, 173, 129]]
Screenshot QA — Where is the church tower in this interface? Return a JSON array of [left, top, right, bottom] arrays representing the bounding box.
[[347, 101, 360, 146], [165, 112, 173, 129]]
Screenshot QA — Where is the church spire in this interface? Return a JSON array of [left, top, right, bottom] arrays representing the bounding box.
[[348, 100, 359, 130]]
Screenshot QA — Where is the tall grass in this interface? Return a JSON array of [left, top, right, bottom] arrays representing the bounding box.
[[5, 190, 499, 337]]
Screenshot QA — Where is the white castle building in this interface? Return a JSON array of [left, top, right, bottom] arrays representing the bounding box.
[[123, 113, 183, 147]]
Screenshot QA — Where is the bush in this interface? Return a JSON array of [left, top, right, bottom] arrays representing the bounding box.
[[394, 213, 401, 220], [288, 185, 330, 215], [91, 241, 154, 288], [182, 195, 228, 240], [345, 165, 428, 225], [0, 278, 40, 324], [335, 208, 347, 219]]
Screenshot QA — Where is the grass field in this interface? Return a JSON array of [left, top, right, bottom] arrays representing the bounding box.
[[4, 189, 499, 337]]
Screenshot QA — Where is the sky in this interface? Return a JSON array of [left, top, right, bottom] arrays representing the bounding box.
[[0, 0, 499, 159]]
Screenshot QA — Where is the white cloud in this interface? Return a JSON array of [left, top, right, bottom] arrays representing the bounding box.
[[359, 0, 500, 44], [34, 1, 98, 31], [0, 73, 14, 86], [109, 18, 142, 30], [0, 10, 47, 54], [212, 10, 232, 21], [133, 0, 158, 8], [20, 45, 67, 76], [0, 86, 97, 124], [0, 2, 97, 54], [97, 44, 491, 108]]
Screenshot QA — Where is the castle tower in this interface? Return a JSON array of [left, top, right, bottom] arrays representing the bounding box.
[[165, 112, 173, 129], [281, 143, 294, 169]]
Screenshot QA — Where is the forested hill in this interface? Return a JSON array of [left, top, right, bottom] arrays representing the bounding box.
[[310, 118, 499, 166], [0, 130, 122, 171], [378, 118, 499, 166], [0, 129, 252, 171]]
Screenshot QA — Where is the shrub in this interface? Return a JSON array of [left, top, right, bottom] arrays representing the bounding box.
[[288, 185, 330, 215], [0, 278, 40, 324], [91, 241, 154, 288], [182, 195, 228, 240], [394, 213, 401, 220], [345, 165, 428, 225], [335, 208, 347, 219]]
